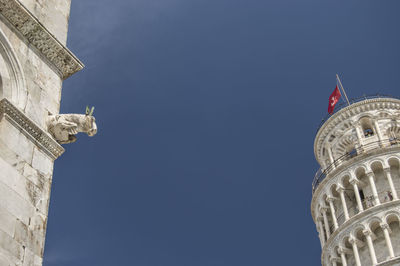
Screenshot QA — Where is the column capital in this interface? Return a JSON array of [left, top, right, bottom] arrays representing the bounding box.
[[336, 184, 346, 193], [320, 206, 329, 213], [366, 171, 374, 178], [329, 256, 341, 263], [380, 222, 389, 229], [380, 222, 392, 233], [349, 236, 357, 244], [383, 167, 391, 174], [363, 229, 373, 236], [338, 246, 352, 254], [349, 178, 360, 185], [326, 196, 338, 202], [349, 236, 364, 247]]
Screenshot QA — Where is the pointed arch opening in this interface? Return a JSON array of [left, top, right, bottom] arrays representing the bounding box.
[[0, 27, 26, 109]]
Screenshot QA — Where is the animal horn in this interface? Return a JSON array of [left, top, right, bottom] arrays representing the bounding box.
[[85, 106, 90, 115], [89, 106, 95, 116]]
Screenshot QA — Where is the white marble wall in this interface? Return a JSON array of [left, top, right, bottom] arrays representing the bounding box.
[[18, 0, 71, 45], [0, 0, 73, 265]]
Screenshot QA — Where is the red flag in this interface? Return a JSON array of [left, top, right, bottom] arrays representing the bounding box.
[[328, 86, 341, 114]]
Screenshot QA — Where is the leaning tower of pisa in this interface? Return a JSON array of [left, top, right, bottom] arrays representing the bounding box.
[[311, 96, 400, 265]]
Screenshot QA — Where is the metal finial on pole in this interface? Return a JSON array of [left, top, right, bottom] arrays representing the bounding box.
[[336, 74, 350, 106]]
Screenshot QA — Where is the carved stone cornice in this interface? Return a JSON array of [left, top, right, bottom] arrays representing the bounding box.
[[0, 0, 84, 79], [0, 98, 64, 159]]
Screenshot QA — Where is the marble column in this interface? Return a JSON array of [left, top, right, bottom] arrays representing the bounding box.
[[367, 172, 380, 206], [317, 217, 325, 246], [349, 236, 361, 266], [384, 167, 398, 200], [350, 178, 364, 213], [374, 120, 383, 145], [327, 197, 339, 230], [363, 229, 377, 265], [321, 207, 331, 239], [381, 223, 395, 258], [338, 247, 348, 266], [337, 185, 350, 221], [327, 145, 335, 166]]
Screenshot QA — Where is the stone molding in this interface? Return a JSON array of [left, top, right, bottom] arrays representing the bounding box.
[[0, 0, 84, 79], [377, 256, 400, 266], [314, 98, 400, 163], [0, 98, 64, 159]]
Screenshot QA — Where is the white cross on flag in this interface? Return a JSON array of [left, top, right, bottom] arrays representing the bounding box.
[[328, 86, 341, 114]]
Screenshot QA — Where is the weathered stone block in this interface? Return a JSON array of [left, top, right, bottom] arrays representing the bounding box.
[[0, 118, 34, 164], [14, 219, 45, 257], [32, 147, 53, 175], [0, 180, 34, 225], [0, 229, 24, 261], [0, 156, 49, 215], [0, 207, 16, 239]]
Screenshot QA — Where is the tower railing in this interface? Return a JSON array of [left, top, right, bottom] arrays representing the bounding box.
[[315, 94, 400, 135], [312, 138, 400, 193]]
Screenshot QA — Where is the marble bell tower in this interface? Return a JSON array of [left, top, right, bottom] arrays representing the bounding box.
[[311, 96, 400, 265]]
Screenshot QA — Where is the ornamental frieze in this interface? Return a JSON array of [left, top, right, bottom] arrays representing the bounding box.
[[0, 0, 84, 79], [0, 98, 64, 159]]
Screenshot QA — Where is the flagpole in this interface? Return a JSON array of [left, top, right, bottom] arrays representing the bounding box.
[[336, 78, 347, 104], [336, 74, 350, 106]]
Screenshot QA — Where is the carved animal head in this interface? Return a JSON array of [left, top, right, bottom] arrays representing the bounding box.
[[47, 112, 98, 144], [85, 115, 97, 137]]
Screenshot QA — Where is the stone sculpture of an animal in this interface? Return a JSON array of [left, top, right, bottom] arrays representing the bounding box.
[[47, 107, 97, 144]]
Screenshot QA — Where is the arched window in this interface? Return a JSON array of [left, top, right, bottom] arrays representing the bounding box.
[[359, 117, 374, 138], [346, 144, 357, 158]]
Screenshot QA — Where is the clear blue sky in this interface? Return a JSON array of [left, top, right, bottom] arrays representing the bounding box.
[[43, 1, 400, 265]]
